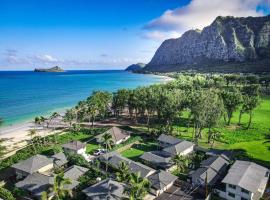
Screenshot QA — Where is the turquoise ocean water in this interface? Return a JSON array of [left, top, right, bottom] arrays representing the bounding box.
[[0, 70, 164, 126]]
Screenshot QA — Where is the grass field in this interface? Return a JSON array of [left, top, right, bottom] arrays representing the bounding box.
[[121, 141, 158, 161], [173, 96, 270, 167]]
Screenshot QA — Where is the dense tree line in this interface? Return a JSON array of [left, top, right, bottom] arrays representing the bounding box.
[[65, 74, 262, 143]]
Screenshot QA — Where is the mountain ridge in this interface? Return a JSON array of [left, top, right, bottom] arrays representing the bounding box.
[[143, 15, 270, 73]]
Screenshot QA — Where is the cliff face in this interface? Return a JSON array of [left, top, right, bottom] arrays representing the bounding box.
[[144, 15, 270, 73], [125, 63, 146, 72]]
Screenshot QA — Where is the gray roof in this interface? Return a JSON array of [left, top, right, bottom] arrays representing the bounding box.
[[12, 154, 53, 174], [163, 141, 194, 156], [51, 152, 68, 167], [191, 155, 229, 185], [64, 165, 89, 181], [95, 127, 130, 144], [15, 173, 54, 198], [157, 134, 181, 145], [82, 179, 126, 200], [148, 170, 178, 190], [222, 161, 269, 193], [62, 140, 86, 151], [108, 153, 155, 177], [140, 151, 172, 169]]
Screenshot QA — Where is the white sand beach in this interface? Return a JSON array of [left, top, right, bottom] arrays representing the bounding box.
[[0, 121, 62, 158]]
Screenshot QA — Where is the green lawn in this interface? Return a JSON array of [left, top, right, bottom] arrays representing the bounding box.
[[86, 143, 100, 154], [172, 96, 270, 167], [121, 142, 158, 161]]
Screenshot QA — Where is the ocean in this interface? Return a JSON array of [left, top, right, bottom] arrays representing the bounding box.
[[0, 70, 165, 126]]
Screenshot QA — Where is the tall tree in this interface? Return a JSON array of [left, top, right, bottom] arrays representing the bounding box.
[[172, 154, 188, 173], [51, 172, 72, 200], [116, 161, 130, 183], [221, 88, 243, 125], [28, 129, 37, 153], [102, 132, 113, 175], [125, 172, 150, 200]]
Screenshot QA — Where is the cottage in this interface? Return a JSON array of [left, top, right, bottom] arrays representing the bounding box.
[[12, 154, 54, 179], [107, 153, 156, 177], [51, 152, 68, 168], [157, 134, 181, 148], [163, 140, 194, 156], [62, 140, 87, 155], [148, 170, 178, 196], [189, 155, 230, 187], [217, 161, 269, 200], [15, 165, 88, 199], [82, 179, 126, 200], [15, 173, 54, 199], [95, 126, 130, 145], [140, 151, 173, 170]]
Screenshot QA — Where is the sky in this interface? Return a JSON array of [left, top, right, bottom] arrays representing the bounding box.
[[0, 0, 269, 70]]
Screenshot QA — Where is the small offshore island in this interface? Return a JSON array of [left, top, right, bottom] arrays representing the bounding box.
[[34, 66, 64, 72]]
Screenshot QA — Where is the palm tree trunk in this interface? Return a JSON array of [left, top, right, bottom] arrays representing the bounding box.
[[247, 111, 253, 129]]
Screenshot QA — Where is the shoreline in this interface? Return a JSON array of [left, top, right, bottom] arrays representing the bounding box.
[[0, 73, 172, 130], [0, 73, 173, 156]]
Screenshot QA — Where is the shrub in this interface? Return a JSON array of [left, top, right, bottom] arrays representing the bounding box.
[[0, 187, 15, 200]]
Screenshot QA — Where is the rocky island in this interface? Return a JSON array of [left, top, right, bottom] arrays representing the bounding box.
[[144, 15, 270, 73], [34, 66, 64, 72]]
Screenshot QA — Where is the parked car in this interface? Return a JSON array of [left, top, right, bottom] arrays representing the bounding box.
[[93, 149, 107, 156]]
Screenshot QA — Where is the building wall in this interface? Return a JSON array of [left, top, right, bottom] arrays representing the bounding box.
[[179, 145, 194, 156], [37, 163, 54, 173], [218, 184, 252, 200], [150, 182, 174, 196], [77, 147, 86, 154]]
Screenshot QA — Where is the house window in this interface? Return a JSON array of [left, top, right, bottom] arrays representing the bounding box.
[[228, 184, 236, 189], [228, 192, 235, 198], [241, 198, 248, 200], [241, 188, 249, 194]]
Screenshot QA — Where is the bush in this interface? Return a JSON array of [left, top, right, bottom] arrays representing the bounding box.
[[0, 187, 15, 200]]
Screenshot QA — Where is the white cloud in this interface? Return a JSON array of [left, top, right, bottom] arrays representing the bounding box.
[[143, 0, 266, 41], [141, 31, 181, 41], [34, 54, 59, 63]]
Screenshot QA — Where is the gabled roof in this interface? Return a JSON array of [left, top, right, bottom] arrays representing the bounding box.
[[62, 140, 86, 151], [95, 127, 130, 144], [148, 170, 178, 190], [222, 161, 269, 193], [163, 141, 194, 156], [64, 165, 89, 181], [51, 152, 68, 167], [108, 153, 155, 177], [191, 155, 229, 185], [157, 134, 181, 145], [140, 151, 172, 169], [15, 173, 54, 198], [82, 179, 126, 200], [12, 154, 53, 174]]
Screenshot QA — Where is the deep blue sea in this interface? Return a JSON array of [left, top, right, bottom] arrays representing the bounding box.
[[0, 70, 164, 126]]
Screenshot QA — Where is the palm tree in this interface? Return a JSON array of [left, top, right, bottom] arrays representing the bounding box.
[[28, 129, 37, 153], [172, 154, 188, 173], [102, 132, 113, 175], [125, 172, 150, 200], [50, 112, 60, 144], [0, 138, 7, 159], [116, 161, 130, 183], [51, 172, 72, 200]]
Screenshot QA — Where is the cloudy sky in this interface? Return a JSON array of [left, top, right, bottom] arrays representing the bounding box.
[[0, 0, 269, 70]]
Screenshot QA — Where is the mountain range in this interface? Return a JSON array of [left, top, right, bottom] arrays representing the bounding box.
[[143, 15, 270, 73]]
